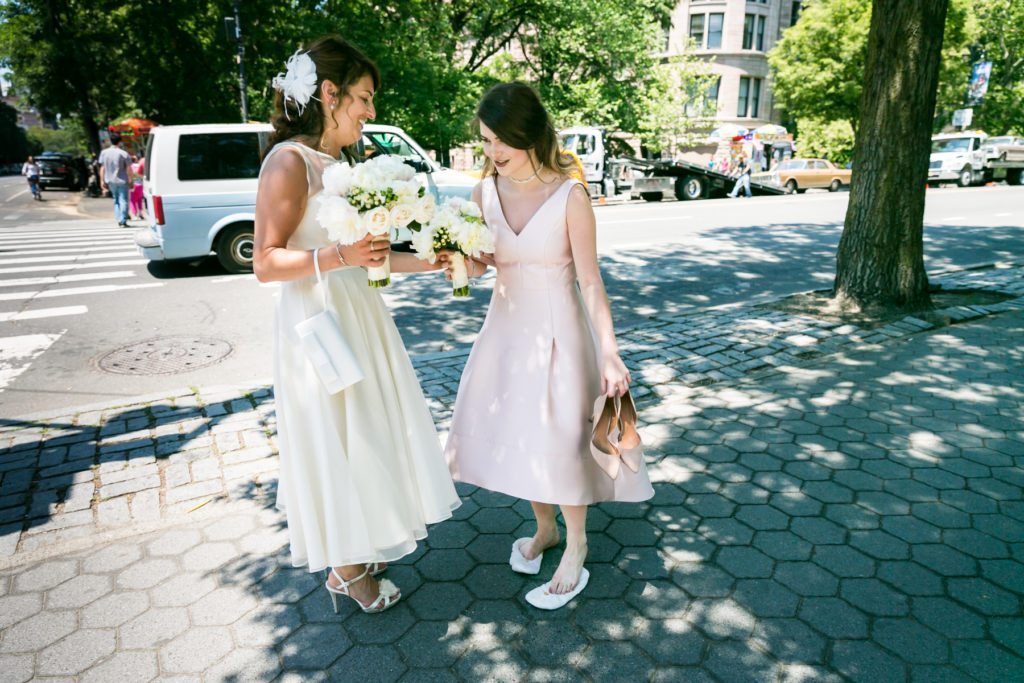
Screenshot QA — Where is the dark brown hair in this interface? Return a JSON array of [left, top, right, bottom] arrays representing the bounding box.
[[475, 82, 575, 178], [265, 35, 380, 159]]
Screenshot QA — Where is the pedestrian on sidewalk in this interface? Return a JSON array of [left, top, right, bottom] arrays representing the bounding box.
[[99, 133, 132, 226], [729, 154, 753, 198], [21, 156, 42, 200], [444, 82, 653, 611], [253, 36, 460, 615], [129, 153, 145, 220]]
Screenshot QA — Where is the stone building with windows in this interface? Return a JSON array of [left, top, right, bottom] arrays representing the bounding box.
[[668, 0, 801, 127]]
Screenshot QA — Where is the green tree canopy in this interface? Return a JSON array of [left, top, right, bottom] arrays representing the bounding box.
[[970, 0, 1024, 134], [2, 0, 698, 159], [768, 0, 976, 134]]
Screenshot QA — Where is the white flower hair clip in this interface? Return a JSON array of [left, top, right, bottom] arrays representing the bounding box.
[[272, 49, 319, 119]]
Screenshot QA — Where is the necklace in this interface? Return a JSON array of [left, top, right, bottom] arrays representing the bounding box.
[[506, 169, 539, 185]]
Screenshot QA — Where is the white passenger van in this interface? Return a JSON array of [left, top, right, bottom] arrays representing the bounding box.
[[136, 123, 476, 273]]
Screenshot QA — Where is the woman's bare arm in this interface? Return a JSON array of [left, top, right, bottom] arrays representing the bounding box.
[[253, 149, 389, 283]]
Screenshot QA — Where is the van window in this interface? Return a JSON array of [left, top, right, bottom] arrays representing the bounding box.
[[362, 131, 426, 164], [178, 132, 266, 181], [144, 135, 155, 181]]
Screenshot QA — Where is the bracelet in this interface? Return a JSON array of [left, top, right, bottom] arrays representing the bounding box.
[[335, 242, 346, 266]]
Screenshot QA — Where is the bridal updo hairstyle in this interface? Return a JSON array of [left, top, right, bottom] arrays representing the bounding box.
[[475, 82, 577, 179], [266, 35, 380, 159]]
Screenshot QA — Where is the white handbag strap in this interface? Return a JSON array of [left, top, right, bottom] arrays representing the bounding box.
[[312, 247, 328, 312]]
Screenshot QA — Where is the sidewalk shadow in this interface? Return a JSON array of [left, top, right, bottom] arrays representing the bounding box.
[[0, 390, 275, 540], [182, 311, 1023, 680]]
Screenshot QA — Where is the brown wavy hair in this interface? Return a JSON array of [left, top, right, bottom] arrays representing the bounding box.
[[264, 35, 380, 160], [474, 82, 576, 179]]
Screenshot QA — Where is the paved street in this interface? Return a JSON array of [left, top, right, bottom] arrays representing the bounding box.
[[1, 176, 1022, 417], [1, 260, 1023, 681]]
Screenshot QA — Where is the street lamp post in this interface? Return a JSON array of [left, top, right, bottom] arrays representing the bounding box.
[[224, 0, 249, 122]]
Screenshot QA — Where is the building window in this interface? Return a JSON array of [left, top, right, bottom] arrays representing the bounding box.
[[707, 77, 721, 105], [707, 13, 724, 49], [689, 14, 705, 48], [738, 77, 750, 117], [737, 77, 763, 118], [745, 14, 767, 50]]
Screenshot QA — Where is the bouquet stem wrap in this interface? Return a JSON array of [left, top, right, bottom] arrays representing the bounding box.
[[449, 252, 470, 297], [368, 255, 391, 288]]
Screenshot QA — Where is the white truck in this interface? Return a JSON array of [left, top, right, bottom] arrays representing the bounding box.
[[559, 126, 636, 199], [928, 131, 1024, 187]]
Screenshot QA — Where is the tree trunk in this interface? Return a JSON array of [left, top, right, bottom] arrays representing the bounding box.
[[833, 0, 948, 312]]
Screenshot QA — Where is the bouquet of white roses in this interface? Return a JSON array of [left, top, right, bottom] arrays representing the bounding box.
[[411, 196, 493, 297], [316, 154, 435, 287]]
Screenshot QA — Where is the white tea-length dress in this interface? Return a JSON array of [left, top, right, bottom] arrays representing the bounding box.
[[263, 141, 460, 572]]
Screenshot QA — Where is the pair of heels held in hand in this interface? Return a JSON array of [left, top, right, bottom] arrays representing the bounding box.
[[591, 390, 643, 479], [325, 561, 400, 614]]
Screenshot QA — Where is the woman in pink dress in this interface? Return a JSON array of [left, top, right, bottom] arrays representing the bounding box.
[[129, 155, 145, 220], [445, 83, 653, 610]]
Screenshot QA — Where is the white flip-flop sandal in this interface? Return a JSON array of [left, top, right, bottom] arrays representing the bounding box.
[[510, 537, 543, 575], [525, 568, 590, 610]]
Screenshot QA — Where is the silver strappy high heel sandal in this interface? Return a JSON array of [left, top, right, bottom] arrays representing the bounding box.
[[325, 566, 401, 614]]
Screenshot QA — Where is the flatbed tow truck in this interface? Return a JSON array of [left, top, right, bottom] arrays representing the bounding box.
[[631, 158, 786, 201]]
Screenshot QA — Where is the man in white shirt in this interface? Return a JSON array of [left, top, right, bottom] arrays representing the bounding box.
[[98, 133, 133, 227], [21, 156, 42, 200]]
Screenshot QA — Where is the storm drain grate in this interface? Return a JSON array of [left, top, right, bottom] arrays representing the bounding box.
[[98, 337, 233, 375]]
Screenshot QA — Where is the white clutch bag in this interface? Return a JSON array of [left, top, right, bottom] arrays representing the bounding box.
[[294, 247, 364, 394]]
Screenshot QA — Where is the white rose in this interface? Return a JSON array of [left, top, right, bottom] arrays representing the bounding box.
[[321, 162, 353, 197], [316, 193, 363, 244], [415, 194, 436, 224], [410, 224, 438, 262], [453, 220, 494, 257], [461, 200, 483, 219], [390, 202, 418, 228], [362, 205, 392, 236]]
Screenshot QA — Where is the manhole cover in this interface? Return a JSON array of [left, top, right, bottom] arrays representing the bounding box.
[[98, 337, 233, 375]]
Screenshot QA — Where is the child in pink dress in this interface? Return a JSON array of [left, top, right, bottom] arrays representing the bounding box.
[[445, 83, 653, 610], [129, 155, 145, 220]]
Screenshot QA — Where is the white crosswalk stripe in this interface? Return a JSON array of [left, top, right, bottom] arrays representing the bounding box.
[[0, 259, 147, 275], [0, 282, 163, 302], [0, 332, 64, 392], [0, 271, 138, 288], [0, 245, 141, 256], [0, 305, 88, 322], [0, 251, 139, 265]]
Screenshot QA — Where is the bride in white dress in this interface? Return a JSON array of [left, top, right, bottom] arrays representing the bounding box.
[[254, 36, 460, 614]]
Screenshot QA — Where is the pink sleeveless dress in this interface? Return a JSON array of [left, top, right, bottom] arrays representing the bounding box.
[[444, 176, 653, 506]]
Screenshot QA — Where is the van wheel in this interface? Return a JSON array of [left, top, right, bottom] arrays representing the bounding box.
[[217, 224, 255, 273], [829, 179, 841, 192], [640, 192, 663, 202], [957, 166, 973, 187], [676, 175, 705, 201], [785, 179, 798, 194], [1007, 169, 1023, 186]]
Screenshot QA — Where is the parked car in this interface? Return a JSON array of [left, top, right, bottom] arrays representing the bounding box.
[[135, 123, 476, 273], [754, 158, 852, 194], [36, 152, 82, 191], [981, 135, 1024, 163]]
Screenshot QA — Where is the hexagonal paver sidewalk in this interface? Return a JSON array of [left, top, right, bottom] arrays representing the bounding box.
[[1, 307, 1023, 680]]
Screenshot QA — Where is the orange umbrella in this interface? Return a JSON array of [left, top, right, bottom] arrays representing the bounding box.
[[108, 117, 158, 137]]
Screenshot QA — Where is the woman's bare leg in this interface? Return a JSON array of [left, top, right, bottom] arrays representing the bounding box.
[[549, 504, 588, 593], [521, 501, 561, 560]]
